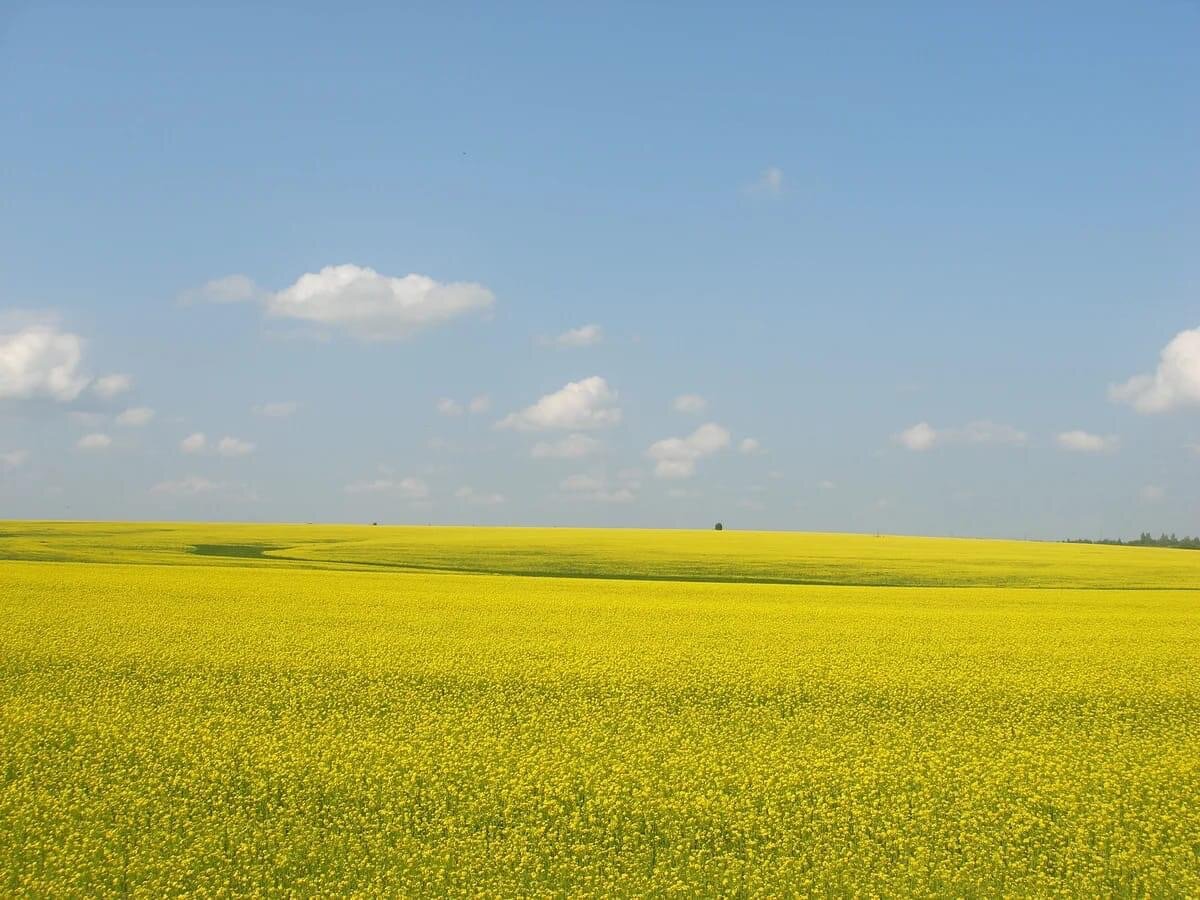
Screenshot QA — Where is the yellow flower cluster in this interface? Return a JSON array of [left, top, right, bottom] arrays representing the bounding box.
[[0, 523, 1196, 895]]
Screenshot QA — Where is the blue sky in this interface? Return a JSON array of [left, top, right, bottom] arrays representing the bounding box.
[[1, 2, 1198, 537]]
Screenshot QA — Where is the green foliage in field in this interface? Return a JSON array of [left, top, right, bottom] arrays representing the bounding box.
[[0, 523, 1197, 895]]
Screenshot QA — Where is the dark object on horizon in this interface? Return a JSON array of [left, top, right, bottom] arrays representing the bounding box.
[[372, 522, 378, 526], [1065, 532, 1200, 550], [714, 522, 723, 531]]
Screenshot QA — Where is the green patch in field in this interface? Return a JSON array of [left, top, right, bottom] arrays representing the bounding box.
[[189, 544, 285, 560]]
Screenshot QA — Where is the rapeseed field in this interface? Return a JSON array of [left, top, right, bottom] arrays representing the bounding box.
[[0, 523, 1197, 896]]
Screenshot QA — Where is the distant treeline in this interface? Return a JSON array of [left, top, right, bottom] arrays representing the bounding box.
[[1065, 533, 1200, 550]]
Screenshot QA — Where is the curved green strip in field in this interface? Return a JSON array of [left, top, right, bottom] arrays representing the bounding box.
[[0, 521, 1197, 590]]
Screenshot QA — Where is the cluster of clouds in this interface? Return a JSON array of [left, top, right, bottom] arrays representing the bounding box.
[[0, 324, 130, 403], [7, 259, 1197, 518], [896, 421, 1124, 455], [180, 433, 255, 457]]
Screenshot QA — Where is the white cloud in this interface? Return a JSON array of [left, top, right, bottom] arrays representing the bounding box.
[[116, 406, 155, 427], [468, 394, 491, 414], [1139, 484, 1165, 503], [266, 264, 494, 340], [436, 397, 463, 417], [646, 422, 731, 479], [748, 166, 784, 195], [498, 376, 621, 431], [896, 420, 1027, 451], [1110, 328, 1200, 413], [531, 432, 602, 460], [180, 274, 263, 305], [896, 422, 938, 451], [254, 401, 299, 418], [543, 324, 603, 348], [818, 480, 836, 490], [739, 437, 764, 455], [92, 373, 132, 399], [1056, 430, 1119, 454], [0, 326, 90, 402], [217, 436, 255, 457], [151, 475, 219, 496], [1, 449, 29, 469], [455, 485, 505, 505], [344, 475, 429, 499], [673, 394, 707, 414], [180, 432, 207, 454], [77, 433, 112, 450]]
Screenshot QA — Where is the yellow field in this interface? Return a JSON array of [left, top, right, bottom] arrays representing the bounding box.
[[1, 523, 1197, 896]]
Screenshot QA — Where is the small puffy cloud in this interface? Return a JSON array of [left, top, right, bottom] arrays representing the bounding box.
[[0, 326, 90, 402], [498, 376, 621, 431], [1, 449, 29, 469], [542, 324, 603, 349], [77, 433, 112, 450], [467, 394, 491, 414], [116, 406, 155, 427], [748, 166, 784, 195], [180, 432, 207, 454], [1110, 328, 1200, 413], [739, 437, 764, 455], [1139, 484, 1165, 503], [266, 264, 494, 340], [896, 420, 1026, 451], [254, 401, 299, 418], [896, 422, 938, 451], [1055, 430, 1119, 454], [673, 394, 707, 414], [646, 422, 731, 479], [92, 373, 132, 399], [179, 274, 263, 305], [436, 398, 463, 417], [217, 436, 255, 457], [818, 480, 836, 490], [531, 432, 602, 460], [344, 475, 429, 499], [455, 485, 505, 506]]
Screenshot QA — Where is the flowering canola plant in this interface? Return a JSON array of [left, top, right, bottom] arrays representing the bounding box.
[[0, 523, 1197, 896]]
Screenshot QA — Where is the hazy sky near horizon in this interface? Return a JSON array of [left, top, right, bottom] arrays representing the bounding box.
[[2, 3, 1198, 538]]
